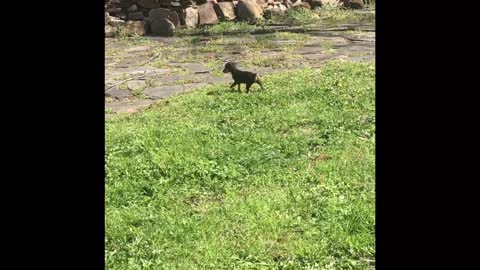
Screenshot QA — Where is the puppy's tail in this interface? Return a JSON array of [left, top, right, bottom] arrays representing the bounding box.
[[255, 74, 265, 90]]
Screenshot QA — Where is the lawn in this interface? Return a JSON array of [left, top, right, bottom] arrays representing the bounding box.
[[175, 6, 375, 37], [105, 60, 375, 269]]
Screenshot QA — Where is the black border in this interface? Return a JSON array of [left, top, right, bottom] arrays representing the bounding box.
[[7, 1, 105, 269], [6, 0, 475, 269], [377, 1, 475, 268]]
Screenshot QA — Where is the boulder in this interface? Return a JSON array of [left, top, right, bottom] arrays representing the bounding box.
[[148, 8, 180, 27], [214, 2, 236, 21], [151, 18, 175, 36], [137, 0, 160, 9], [168, 11, 181, 27], [126, 4, 138, 12], [236, 0, 264, 21], [116, 0, 136, 8], [108, 18, 126, 27], [309, 0, 322, 8], [105, 12, 111, 24], [148, 8, 170, 21], [346, 0, 364, 9], [106, 7, 122, 14], [256, 0, 268, 9], [126, 21, 146, 36], [184, 7, 199, 28], [105, 25, 116, 38], [198, 3, 219, 25], [292, 0, 311, 9], [128, 11, 145, 21]]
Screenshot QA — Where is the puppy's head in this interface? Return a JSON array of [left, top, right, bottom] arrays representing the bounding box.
[[223, 62, 238, 73]]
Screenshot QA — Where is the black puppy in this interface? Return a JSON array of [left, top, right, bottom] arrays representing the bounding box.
[[222, 62, 265, 93]]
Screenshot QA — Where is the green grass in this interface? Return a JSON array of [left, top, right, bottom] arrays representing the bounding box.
[[106, 61, 375, 269], [165, 32, 312, 71], [266, 6, 375, 27], [175, 6, 374, 37], [243, 53, 305, 69], [107, 35, 158, 49], [252, 32, 311, 50], [176, 22, 256, 37], [268, 7, 321, 26]]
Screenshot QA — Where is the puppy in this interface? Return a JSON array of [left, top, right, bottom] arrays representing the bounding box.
[[222, 62, 265, 93]]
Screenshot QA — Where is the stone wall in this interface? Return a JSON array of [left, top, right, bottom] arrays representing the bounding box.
[[105, 0, 365, 37]]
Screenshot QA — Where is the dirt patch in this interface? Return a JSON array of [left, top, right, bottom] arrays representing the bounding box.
[[105, 24, 375, 114]]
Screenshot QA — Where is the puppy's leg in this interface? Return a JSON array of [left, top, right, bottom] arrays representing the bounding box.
[[246, 82, 253, 93], [230, 82, 237, 89], [237, 83, 241, 92]]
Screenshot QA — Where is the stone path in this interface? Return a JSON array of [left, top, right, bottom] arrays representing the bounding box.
[[105, 22, 375, 115]]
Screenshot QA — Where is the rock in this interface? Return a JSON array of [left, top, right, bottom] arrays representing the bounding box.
[[137, 0, 160, 9], [105, 99, 155, 114], [346, 55, 374, 62], [309, 0, 322, 8], [214, 2, 236, 21], [118, 13, 128, 20], [125, 46, 150, 53], [183, 83, 208, 91], [116, 0, 136, 8], [151, 18, 175, 36], [126, 21, 146, 36], [108, 18, 126, 27], [148, 8, 170, 20], [148, 8, 180, 27], [152, 74, 197, 85], [184, 7, 199, 28], [198, 3, 219, 25], [144, 85, 184, 99], [292, 1, 311, 9], [126, 80, 147, 91], [303, 53, 330, 60], [144, 83, 208, 100], [105, 25, 116, 38], [167, 11, 181, 27], [105, 86, 133, 99], [201, 75, 232, 84], [143, 21, 151, 34], [170, 63, 211, 74], [139, 8, 151, 14], [236, 0, 264, 22], [256, 0, 268, 9], [264, 6, 285, 17], [105, 12, 111, 24], [345, 0, 363, 9], [127, 4, 138, 12], [128, 67, 170, 76], [128, 11, 145, 20], [106, 7, 122, 13], [308, 0, 344, 7], [325, 0, 345, 6]]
